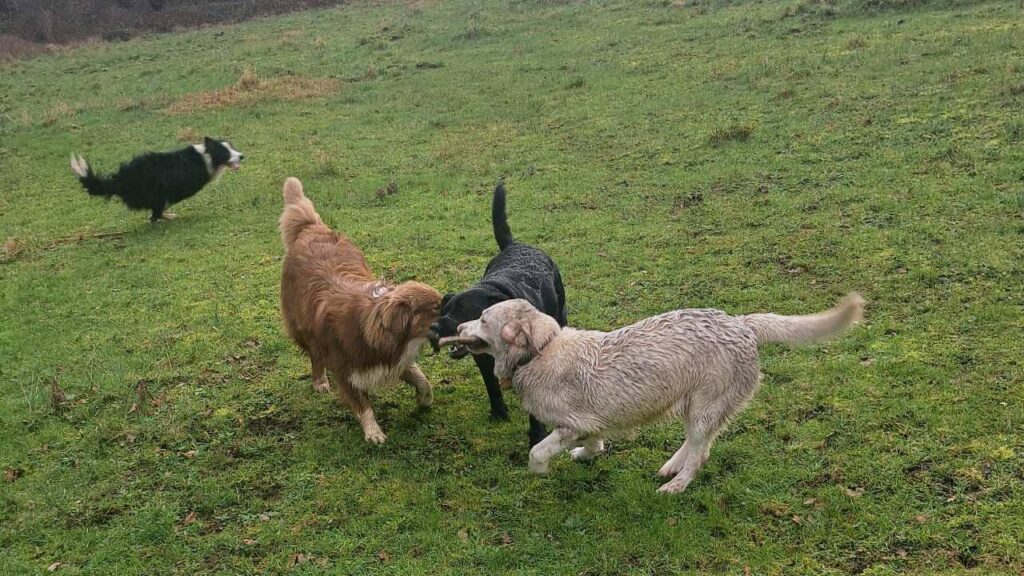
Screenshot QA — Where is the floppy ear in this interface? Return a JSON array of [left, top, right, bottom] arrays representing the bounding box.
[[203, 136, 215, 146], [501, 317, 557, 356], [501, 322, 526, 350], [365, 299, 412, 350], [441, 293, 453, 311]]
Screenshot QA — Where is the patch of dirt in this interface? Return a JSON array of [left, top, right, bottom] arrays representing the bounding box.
[[164, 71, 340, 115]]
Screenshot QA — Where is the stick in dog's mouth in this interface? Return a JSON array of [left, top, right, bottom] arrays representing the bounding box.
[[437, 335, 485, 348]]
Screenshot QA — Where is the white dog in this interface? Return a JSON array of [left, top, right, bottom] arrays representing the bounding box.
[[441, 294, 863, 493]]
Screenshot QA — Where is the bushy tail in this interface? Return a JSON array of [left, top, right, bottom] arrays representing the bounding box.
[[70, 154, 114, 198], [492, 182, 514, 250], [739, 293, 864, 346], [279, 177, 323, 248]]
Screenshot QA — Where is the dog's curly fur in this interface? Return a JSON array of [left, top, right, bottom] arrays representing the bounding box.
[[453, 294, 864, 492], [279, 177, 441, 444]]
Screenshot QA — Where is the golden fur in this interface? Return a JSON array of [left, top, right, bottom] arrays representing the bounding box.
[[279, 177, 441, 443]]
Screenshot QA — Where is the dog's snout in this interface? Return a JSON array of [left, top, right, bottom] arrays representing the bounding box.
[[240, 154, 246, 161]]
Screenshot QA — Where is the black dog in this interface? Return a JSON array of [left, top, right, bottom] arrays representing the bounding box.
[[429, 183, 568, 447], [70, 137, 244, 222]]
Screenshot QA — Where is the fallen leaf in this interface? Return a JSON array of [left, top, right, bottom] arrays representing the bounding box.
[[47, 562, 62, 572], [182, 450, 197, 459], [791, 515, 803, 525], [803, 498, 817, 506], [945, 495, 957, 503], [179, 511, 197, 527], [259, 513, 272, 522], [914, 514, 928, 523], [242, 539, 257, 545], [288, 553, 310, 567], [666, 517, 678, 526], [743, 567, 751, 576], [376, 551, 390, 562], [4, 468, 22, 483], [501, 533, 513, 545], [127, 402, 139, 415], [844, 486, 864, 498], [457, 528, 469, 543], [896, 548, 908, 559]]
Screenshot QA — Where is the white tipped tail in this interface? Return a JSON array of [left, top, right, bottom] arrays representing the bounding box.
[[70, 154, 89, 178], [278, 177, 323, 248], [739, 293, 864, 346]]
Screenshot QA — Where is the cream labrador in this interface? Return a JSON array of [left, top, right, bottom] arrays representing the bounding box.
[[441, 294, 863, 493]]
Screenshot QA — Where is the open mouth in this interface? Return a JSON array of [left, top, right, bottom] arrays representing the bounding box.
[[437, 335, 486, 359], [228, 161, 242, 171]]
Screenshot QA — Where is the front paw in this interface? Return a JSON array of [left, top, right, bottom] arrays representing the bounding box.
[[363, 428, 387, 444], [528, 457, 550, 475], [416, 389, 433, 408], [570, 447, 594, 461], [490, 407, 509, 421], [312, 377, 330, 393]]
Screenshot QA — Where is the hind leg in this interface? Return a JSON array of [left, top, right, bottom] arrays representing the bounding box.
[[401, 364, 433, 408], [658, 377, 757, 494], [310, 351, 329, 393]]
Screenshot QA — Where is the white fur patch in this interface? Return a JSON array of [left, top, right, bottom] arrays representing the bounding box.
[[69, 154, 89, 177], [350, 338, 427, 392], [191, 144, 214, 176]]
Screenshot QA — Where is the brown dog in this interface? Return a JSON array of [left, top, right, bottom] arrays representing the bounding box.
[[279, 177, 441, 444]]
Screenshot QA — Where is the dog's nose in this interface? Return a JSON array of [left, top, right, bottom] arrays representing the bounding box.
[[240, 154, 246, 161]]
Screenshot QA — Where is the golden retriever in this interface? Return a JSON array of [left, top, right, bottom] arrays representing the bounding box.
[[279, 177, 441, 444], [442, 294, 863, 492]]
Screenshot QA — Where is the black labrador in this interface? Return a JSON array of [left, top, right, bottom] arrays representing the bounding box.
[[429, 183, 568, 446]]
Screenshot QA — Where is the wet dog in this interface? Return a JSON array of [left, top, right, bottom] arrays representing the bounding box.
[[443, 294, 864, 492]]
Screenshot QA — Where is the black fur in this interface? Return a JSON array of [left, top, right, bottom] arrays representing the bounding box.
[[429, 183, 568, 447], [73, 137, 241, 222]]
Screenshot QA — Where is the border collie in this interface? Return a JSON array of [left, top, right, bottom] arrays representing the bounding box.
[[70, 137, 244, 222], [428, 183, 568, 447]]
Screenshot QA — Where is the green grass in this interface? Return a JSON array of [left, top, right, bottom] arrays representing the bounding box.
[[1, 0, 1022, 573]]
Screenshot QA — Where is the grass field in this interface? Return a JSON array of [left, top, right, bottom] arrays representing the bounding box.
[[2, 0, 1023, 573]]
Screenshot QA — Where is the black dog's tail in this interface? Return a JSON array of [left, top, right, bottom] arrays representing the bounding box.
[[70, 154, 114, 198], [492, 183, 515, 250]]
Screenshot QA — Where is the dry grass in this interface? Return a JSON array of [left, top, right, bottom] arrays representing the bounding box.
[[1, 237, 26, 264], [40, 101, 77, 127], [176, 126, 201, 143], [164, 69, 340, 115]]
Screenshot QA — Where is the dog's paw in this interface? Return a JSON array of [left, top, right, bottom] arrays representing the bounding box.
[[363, 429, 387, 444], [489, 408, 510, 421], [312, 378, 330, 393], [570, 447, 595, 461], [416, 390, 433, 408], [657, 462, 682, 478], [161, 212, 178, 220], [657, 478, 691, 494], [528, 458, 550, 475]]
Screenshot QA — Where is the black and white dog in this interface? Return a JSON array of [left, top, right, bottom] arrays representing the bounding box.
[[429, 183, 568, 447], [70, 137, 244, 222]]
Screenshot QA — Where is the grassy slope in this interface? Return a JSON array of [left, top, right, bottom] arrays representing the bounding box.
[[1, 0, 1022, 573]]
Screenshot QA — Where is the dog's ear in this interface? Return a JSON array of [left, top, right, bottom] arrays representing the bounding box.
[[501, 322, 527, 350], [203, 136, 215, 146], [441, 293, 453, 311], [501, 317, 557, 356], [366, 298, 411, 350]]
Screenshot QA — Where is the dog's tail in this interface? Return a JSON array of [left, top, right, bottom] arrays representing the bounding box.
[[279, 177, 323, 247], [70, 154, 115, 198], [738, 293, 864, 346], [492, 182, 515, 250]]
